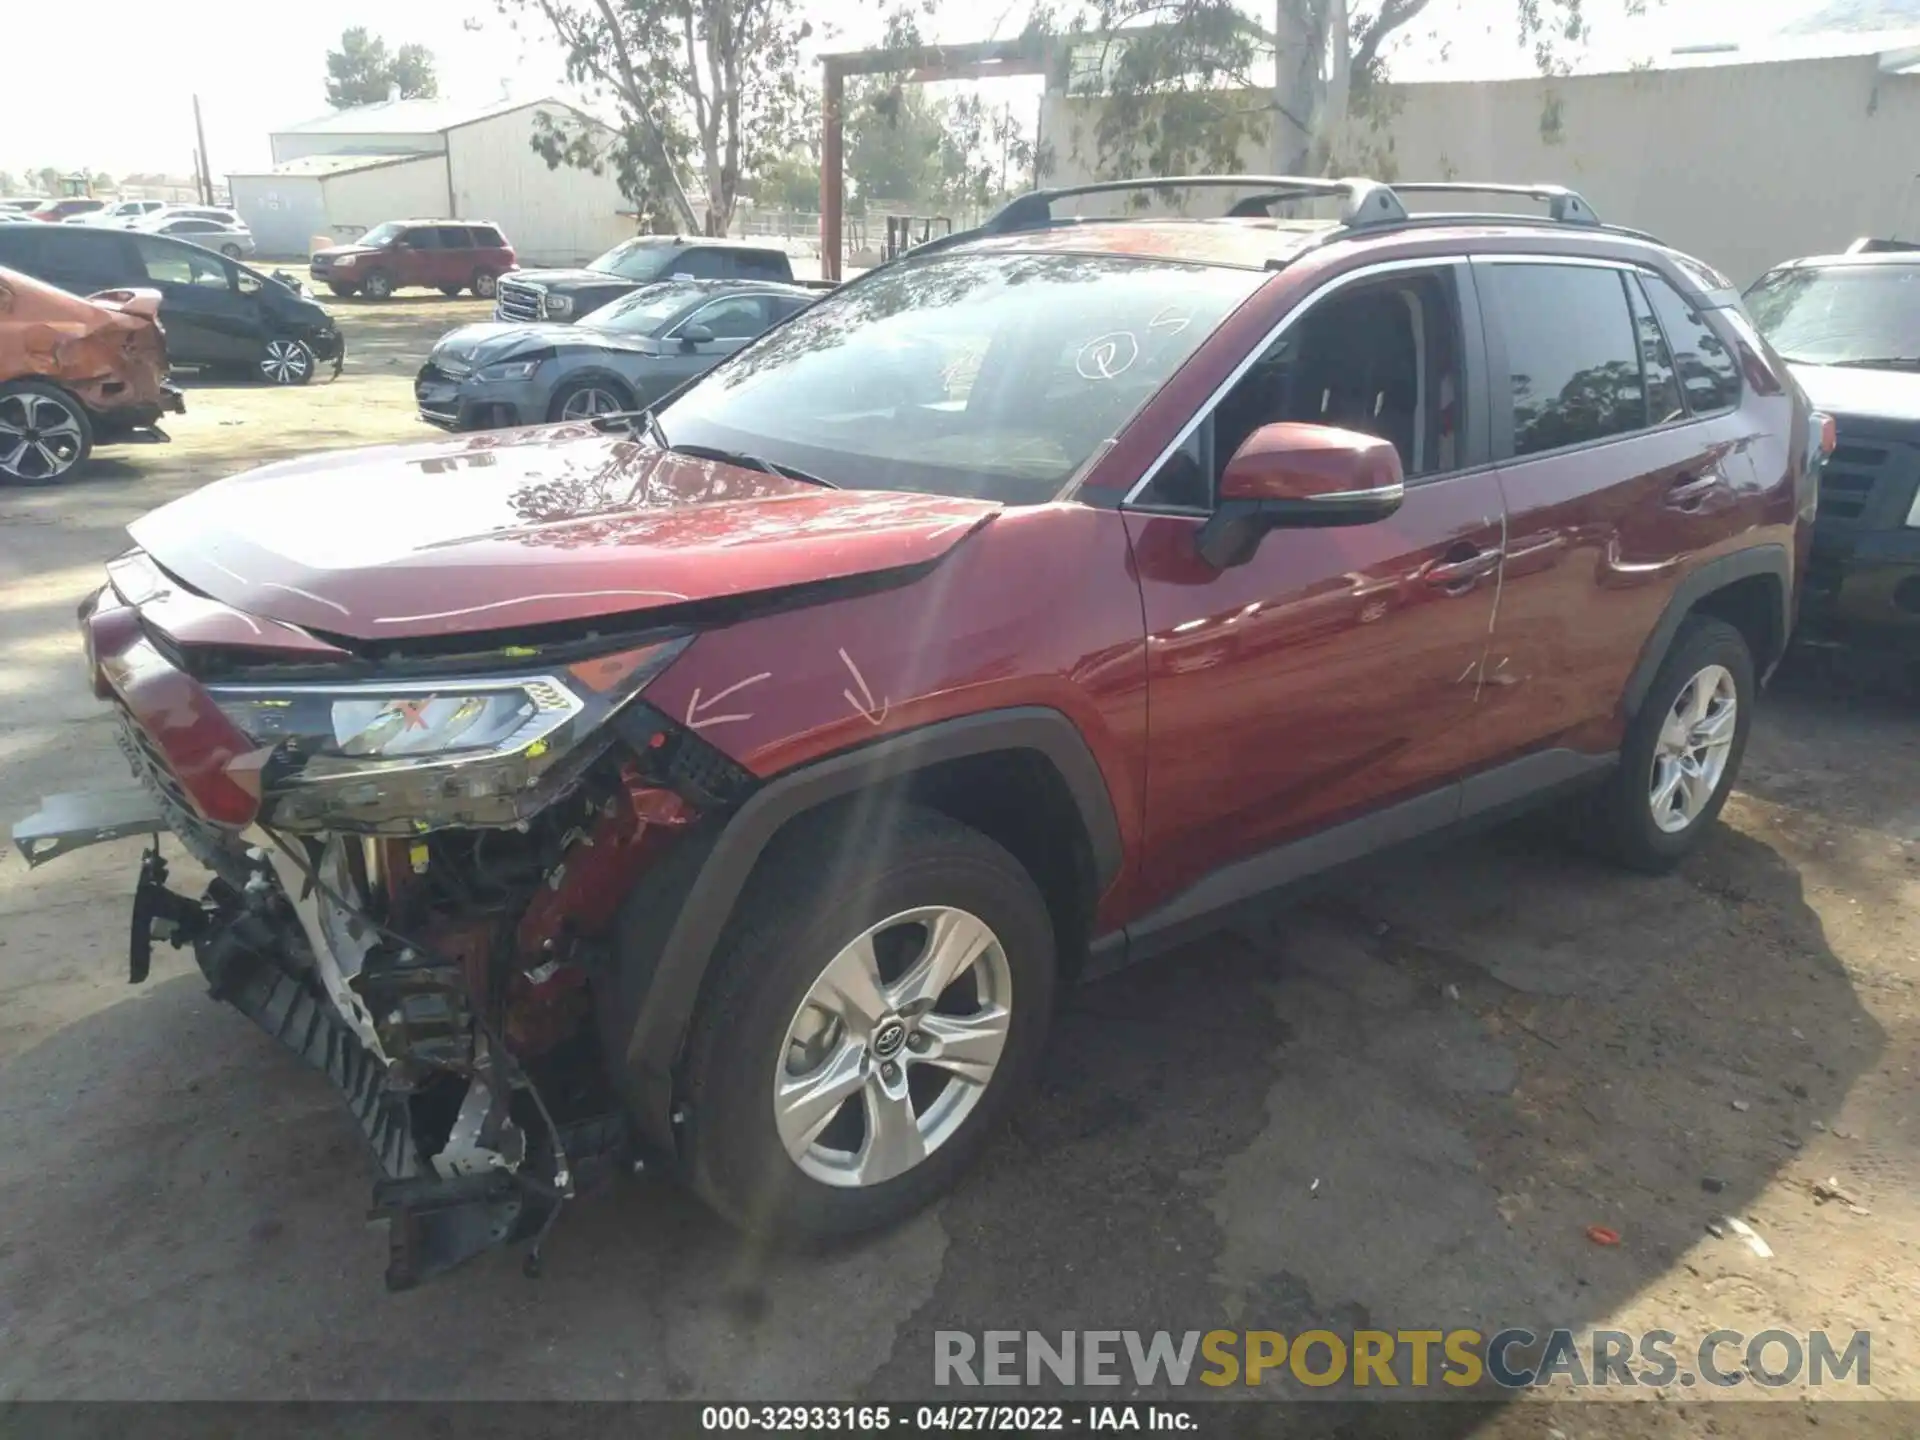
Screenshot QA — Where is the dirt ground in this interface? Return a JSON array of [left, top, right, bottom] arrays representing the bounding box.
[[0, 298, 1915, 1431]]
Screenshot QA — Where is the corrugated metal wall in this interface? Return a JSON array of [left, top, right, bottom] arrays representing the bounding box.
[[446, 106, 632, 265], [318, 157, 449, 242], [229, 174, 328, 258]]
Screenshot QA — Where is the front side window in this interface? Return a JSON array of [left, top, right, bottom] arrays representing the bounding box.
[[588, 238, 676, 281], [684, 295, 770, 339], [401, 228, 442, 250], [660, 251, 1264, 505], [672, 249, 730, 280], [1136, 267, 1464, 509], [135, 235, 228, 288], [1483, 263, 1645, 458], [1642, 273, 1739, 413]]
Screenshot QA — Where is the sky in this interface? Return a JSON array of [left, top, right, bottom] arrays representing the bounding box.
[[0, 0, 1841, 185]]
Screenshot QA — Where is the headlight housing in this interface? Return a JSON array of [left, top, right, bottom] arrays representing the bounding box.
[[475, 356, 545, 381], [209, 637, 690, 834], [541, 293, 574, 318], [332, 253, 357, 268]]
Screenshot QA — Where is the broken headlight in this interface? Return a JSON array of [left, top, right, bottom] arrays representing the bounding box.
[[208, 637, 690, 834]]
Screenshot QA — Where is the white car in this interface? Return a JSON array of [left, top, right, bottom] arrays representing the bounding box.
[[66, 199, 170, 227], [131, 206, 242, 231]]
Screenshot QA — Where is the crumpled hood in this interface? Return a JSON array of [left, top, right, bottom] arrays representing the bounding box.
[[1789, 362, 1920, 427], [128, 428, 1000, 643], [433, 321, 655, 369]]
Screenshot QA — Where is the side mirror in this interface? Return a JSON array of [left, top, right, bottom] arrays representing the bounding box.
[[679, 323, 714, 350], [1195, 422, 1405, 570]]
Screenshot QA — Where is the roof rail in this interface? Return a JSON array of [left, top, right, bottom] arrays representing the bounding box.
[[1388, 182, 1602, 226], [980, 175, 1410, 234], [888, 174, 1621, 270]]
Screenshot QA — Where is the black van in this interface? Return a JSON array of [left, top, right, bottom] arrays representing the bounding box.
[[0, 225, 343, 385]]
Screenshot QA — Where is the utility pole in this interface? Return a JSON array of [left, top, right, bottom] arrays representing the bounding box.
[[192, 95, 213, 204]]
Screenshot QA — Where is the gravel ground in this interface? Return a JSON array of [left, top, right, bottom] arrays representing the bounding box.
[[0, 298, 1914, 1433]]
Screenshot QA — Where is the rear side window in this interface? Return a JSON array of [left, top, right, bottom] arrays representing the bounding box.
[[1641, 273, 1741, 414], [402, 228, 442, 249], [1482, 263, 1644, 458], [672, 248, 729, 280], [469, 226, 506, 248], [435, 226, 471, 249], [1626, 277, 1684, 426], [735, 250, 789, 281]]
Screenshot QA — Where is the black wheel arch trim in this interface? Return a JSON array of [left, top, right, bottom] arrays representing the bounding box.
[[604, 705, 1122, 1155], [1622, 544, 1791, 718]]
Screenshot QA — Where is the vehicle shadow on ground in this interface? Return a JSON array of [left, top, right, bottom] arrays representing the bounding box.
[[0, 796, 1877, 1410]]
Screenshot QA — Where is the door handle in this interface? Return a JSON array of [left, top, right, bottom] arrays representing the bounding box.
[[1426, 548, 1502, 590], [1665, 472, 1719, 510]]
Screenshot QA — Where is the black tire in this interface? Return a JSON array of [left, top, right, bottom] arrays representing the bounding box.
[[362, 269, 394, 300], [471, 270, 499, 299], [258, 338, 315, 386], [1589, 615, 1754, 873], [677, 804, 1057, 1242], [546, 377, 633, 423], [439, 285, 463, 298], [0, 380, 94, 484], [220, 243, 243, 259], [326, 282, 359, 298]]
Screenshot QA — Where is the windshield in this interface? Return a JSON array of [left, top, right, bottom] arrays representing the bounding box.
[[585, 281, 709, 335], [357, 221, 404, 248], [587, 238, 676, 281], [1744, 264, 1920, 366], [657, 252, 1262, 504]]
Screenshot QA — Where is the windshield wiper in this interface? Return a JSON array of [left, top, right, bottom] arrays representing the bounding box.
[[1826, 355, 1920, 371], [665, 442, 838, 489]]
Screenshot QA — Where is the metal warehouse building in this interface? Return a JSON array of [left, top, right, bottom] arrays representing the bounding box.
[[228, 95, 632, 265]]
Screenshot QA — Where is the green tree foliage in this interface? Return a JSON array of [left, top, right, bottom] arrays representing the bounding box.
[[1036, 0, 1649, 181], [508, 0, 819, 236], [325, 27, 440, 109]]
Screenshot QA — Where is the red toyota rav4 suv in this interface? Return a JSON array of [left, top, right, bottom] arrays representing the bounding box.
[[310, 219, 517, 300], [17, 177, 1821, 1288]]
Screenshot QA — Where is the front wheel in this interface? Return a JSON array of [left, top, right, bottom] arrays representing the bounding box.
[[676, 805, 1057, 1242], [258, 338, 315, 385], [220, 243, 243, 259], [1590, 615, 1754, 872], [548, 379, 631, 422], [0, 381, 94, 483], [362, 269, 394, 300]]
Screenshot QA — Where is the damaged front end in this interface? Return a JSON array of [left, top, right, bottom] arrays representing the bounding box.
[[14, 561, 753, 1289]]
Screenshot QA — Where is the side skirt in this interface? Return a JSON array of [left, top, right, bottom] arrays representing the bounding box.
[[1087, 747, 1616, 978]]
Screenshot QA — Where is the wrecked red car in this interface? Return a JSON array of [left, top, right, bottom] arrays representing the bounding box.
[[0, 264, 183, 482], [13, 175, 1813, 1289]]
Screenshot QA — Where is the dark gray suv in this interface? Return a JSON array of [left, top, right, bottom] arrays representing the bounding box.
[[416, 279, 817, 430]]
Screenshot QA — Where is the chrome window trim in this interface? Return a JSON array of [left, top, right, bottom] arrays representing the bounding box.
[[1120, 254, 1469, 506]]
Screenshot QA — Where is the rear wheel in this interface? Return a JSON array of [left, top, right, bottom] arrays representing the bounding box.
[[471, 270, 499, 299], [677, 805, 1057, 1242], [0, 381, 93, 483], [1589, 615, 1753, 872], [548, 378, 631, 422], [258, 338, 315, 386], [362, 269, 394, 300]]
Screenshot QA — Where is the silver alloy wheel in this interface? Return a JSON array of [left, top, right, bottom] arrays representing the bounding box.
[[0, 391, 85, 481], [1649, 663, 1738, 834], [220, 244, 243, 259], [775, 906, 1013, 1188], [559, 386, 624, 420], [260, 339, 313, 384], [364, 271, 392, 299]]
